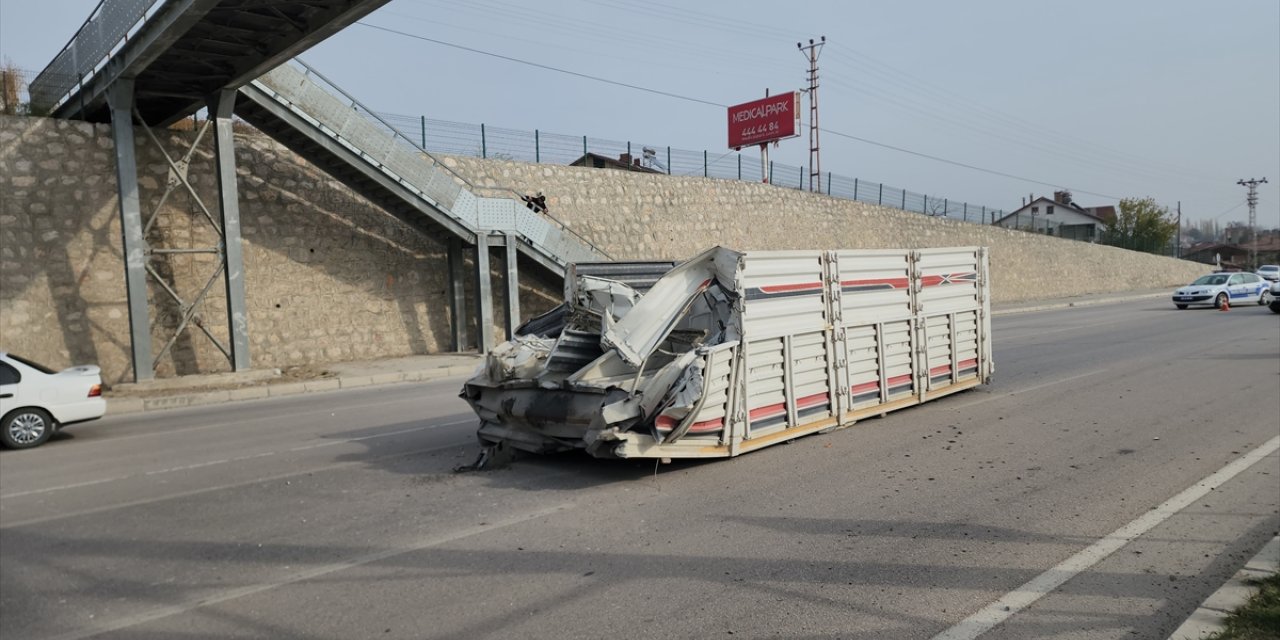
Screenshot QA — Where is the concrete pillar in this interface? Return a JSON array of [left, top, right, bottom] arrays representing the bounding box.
[[106, 79, 154, 382], [473, 234, 494, 353], [504, 233, 520, 339], [208, 89, 250, 371]]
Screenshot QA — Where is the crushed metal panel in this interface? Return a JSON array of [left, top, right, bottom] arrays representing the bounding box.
[[600, 246, 742, 368]]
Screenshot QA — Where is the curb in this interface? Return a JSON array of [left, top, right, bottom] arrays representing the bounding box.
[[1167, 536, 1280, 639], [104, 364, 478, 417], [992, 291, 1169, 316]]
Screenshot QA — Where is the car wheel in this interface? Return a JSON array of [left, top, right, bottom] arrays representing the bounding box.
[[1175, 304, 1188, 310], [1215, 293, 1228, 309], [1260, 291, 1270, 306], [2, 408, 54, 449]]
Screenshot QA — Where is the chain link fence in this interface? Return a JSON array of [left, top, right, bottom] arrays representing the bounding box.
[[378, 112, 1012, 226]]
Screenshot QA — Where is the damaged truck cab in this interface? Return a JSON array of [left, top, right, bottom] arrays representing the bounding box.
[[462, 246, 992, 460]]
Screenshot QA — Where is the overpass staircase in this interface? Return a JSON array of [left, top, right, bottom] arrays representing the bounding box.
[[235, 60, 605, 277]]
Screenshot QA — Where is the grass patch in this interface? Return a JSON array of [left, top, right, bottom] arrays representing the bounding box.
[[1205, 572, 1280, 640]]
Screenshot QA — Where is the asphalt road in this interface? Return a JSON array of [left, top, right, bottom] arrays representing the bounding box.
[[2, 300, 1278, 640]]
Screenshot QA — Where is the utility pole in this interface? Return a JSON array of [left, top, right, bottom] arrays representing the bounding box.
[[1176, 201, 1181, 258], [797, 36, 825, 193], [1237, 177, 1268, 269]]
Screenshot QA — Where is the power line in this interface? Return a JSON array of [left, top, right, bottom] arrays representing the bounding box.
[[356, 21, 1141, 204], [354, 22, 726, 109], [820, 127, 1123, 200]]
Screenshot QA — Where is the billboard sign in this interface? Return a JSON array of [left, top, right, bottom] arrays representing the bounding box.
[[727, 92, 801, 149]]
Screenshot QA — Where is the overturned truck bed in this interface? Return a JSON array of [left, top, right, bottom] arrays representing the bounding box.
[[461, 246, 993, 460]]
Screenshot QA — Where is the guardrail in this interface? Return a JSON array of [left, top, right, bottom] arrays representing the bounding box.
[[28, 0, 162, 112]]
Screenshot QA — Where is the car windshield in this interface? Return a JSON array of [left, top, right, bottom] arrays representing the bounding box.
[[1260, 266, 1279, 272], [1191, 275, 1228, 286], [5, 353, 57, 374]]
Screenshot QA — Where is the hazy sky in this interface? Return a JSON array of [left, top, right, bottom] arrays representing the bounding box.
[[3, 0, 1277, 228]]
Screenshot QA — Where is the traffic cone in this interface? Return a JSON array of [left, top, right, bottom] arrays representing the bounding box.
[[1221, 297, 1230, 312]]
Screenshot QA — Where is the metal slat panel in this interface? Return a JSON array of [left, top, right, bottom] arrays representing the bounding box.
[[515, 208, 551, 247], [476, 198, 515, 231], [450, 189, 479, 229], [836, 249, 914, 325], [741, 251, 826, 338], [917, 247, 982, 316], [423, 167, 462, 210]]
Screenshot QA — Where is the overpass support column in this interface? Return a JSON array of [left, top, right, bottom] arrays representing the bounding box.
[[209, 89, 251, 371], [106, 79, 154, 382], [448, 238, 468, 351], [473, 234, 495, 354], [503, 233, 520, 339]]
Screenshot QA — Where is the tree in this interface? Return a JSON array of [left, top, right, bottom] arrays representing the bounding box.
[[1102, 197, 1179, 254]]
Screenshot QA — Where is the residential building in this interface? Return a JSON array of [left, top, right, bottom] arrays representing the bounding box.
[[993, 191, 1109, 241]]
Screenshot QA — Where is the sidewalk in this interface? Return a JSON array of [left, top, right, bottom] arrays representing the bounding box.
[[1168, 536, 1280, 639], [103, 289, 1173, 416], [105, 354, 481, 415]]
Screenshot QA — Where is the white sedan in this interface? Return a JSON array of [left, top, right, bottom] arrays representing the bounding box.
[[1172, 272, 1271, 310], [0, 353, 107, 449]]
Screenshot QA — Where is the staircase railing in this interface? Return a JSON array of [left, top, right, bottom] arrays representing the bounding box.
[[250, 59, 608, 265]]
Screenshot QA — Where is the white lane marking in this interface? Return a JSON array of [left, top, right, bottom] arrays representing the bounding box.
[[0, 476, 132, 499], [931, 435, 1280, 640], [47, 502, 575, 640], [946, 369, 1109, 411], [143, 451, 276, 476], [0, 419, 473, 501], [0, 440, 473, 529]]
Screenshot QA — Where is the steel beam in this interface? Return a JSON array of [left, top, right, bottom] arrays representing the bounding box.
[[448, 237, 468, 351], [209, 89, 250, 371], [106, 78, 154, 382], [473, 234, 495, 354], [504, 233, 520, 339]]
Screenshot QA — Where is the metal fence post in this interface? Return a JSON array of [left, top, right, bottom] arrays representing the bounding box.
[[480, 123, 487, 159], [827, 172, 831, 195], [535, 129, 540, 163], [982, 206, 986, 224], [738, 154, 741, 180], [902, 190, 906, 210], [800, 165, 804, 188], [878, 183, 883, 205], [854, 177, 859, 201], [944, 198, 948, 216], [667, 147, 671, 175], [963, 203, 968, 222], [704, 150, 708, 177], [583, 135, 587, 156], [420, 115, 426, 150]]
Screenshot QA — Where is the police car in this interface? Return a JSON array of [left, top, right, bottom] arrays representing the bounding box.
[[1171, 272, 1271, 309]]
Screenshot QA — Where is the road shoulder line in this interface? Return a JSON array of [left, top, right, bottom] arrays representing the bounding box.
[[931, 436, 1280, 640]]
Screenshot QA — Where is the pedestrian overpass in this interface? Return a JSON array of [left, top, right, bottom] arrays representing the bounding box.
[[29, 0, 608, 381]]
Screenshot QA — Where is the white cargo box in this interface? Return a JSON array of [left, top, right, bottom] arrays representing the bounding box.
[[462, 246, 992, 460]]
